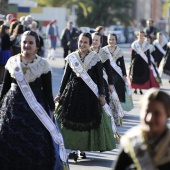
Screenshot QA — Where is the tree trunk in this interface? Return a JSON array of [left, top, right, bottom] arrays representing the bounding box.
[[0, 0, 9, 15]]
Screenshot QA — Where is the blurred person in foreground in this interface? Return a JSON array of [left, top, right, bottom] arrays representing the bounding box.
[[113, 88, 170, 170]]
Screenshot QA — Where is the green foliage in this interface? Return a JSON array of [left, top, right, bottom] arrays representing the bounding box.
[[76, 0, 133, 27], [33, 0, 133, 27], [163, 0, 170, 17]]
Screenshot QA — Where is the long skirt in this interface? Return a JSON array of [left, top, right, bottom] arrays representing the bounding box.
[[0, 50, 11, 65], [58, 109, 116, 151], [130, 69, 159, 89], [55, 77, 115, 151], [120, 84, 134, 112], [0, 84, 63, 170]]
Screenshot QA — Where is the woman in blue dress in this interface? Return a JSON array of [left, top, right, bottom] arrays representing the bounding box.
[[0, 24, 11, 83]]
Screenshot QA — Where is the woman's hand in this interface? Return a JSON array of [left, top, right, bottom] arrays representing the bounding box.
[[108, 85, 114, 93], [99, 96, 106, 106], [54, 94, 61, 103], [123, 76, 127, 83]]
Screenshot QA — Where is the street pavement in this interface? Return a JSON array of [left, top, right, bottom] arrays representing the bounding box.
[[0, 45, 168, 169], [46, 45, 170, 170]]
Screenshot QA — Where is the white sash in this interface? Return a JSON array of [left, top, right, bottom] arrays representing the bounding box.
[[131, 41, 149, 64], [68, 54, 117, 134], [153, 40, 166, 55], [103, 71, 124, 117], [148, 44, 158, 78], [13, 56, 67, 163], [150, 54, 158, 78], [103, 46, 132, 99], [103, 46, 123, 77], [123, 127, 157, 170]]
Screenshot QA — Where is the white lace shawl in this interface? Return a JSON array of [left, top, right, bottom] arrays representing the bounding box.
[[5, 54, 51, 83], [102, 45, 123, 61], [66, 51, 100, 75], [98, 48, 109, 63], [131, 40, 149, 53]]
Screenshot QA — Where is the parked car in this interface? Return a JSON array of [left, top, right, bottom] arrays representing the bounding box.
[[108, 25, 136, 43], [79, 27, 91, 33]]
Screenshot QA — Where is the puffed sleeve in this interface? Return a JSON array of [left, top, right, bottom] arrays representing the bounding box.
[[59, 61, 72, 94], [116, 56, 127, 76], [95, 60, 105, 96], [0, 69, 12, 102], [42, 71, 55, 111], [102, 59, 114, 85]]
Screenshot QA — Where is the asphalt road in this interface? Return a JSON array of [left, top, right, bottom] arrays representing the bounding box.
[[0, 44, 169, 169], [46, 45, 170, 170]]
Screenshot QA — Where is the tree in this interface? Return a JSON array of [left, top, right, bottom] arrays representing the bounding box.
[[76, 0, 133, 27], [0, 0, 9, 15], [33, 0, 133, 27], [163, 0, 170, 17]]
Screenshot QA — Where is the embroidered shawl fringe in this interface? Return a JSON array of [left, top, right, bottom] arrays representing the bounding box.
[[5, 54, 51, 83], [99, 48, 109, 63], [66, 51, 101, 77]]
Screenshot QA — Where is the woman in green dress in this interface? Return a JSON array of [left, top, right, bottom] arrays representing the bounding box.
[[55, 33, 115, 162]]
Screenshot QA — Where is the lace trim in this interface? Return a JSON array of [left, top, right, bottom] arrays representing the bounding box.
[[131, 40, 149, 53], [99, 48, 109, 63], [103, 46, 123, 61], [66, 51, 100, 75], [84, 51, 100, 71], [5, 54, 51, 83]]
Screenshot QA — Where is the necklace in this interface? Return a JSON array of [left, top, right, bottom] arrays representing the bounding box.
[[108, 46, 116, 56], [20, 55, 37, 74], [91, 47, 100, 53], [21, 54, 36, 65], [22, 66, 30, 74], [78, 51, 89, 62]]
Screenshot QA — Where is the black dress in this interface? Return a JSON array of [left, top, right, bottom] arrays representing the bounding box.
[[153, 40, 167, 67], [162, 46, 170, 76], [57, 51, 105, 131], [0, 56, 59, 170], [103, 46, 126, 102], [55, 51, 116, 151], [129, 40, 151, 89]]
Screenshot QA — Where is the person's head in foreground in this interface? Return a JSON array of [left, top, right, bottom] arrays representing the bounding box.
[[113, 88, 170, 170], [140, 88, 170, 137]]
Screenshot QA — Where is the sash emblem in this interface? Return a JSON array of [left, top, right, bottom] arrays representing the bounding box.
[[75, 62, 79, 67], [15, 67, 20, 72]]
